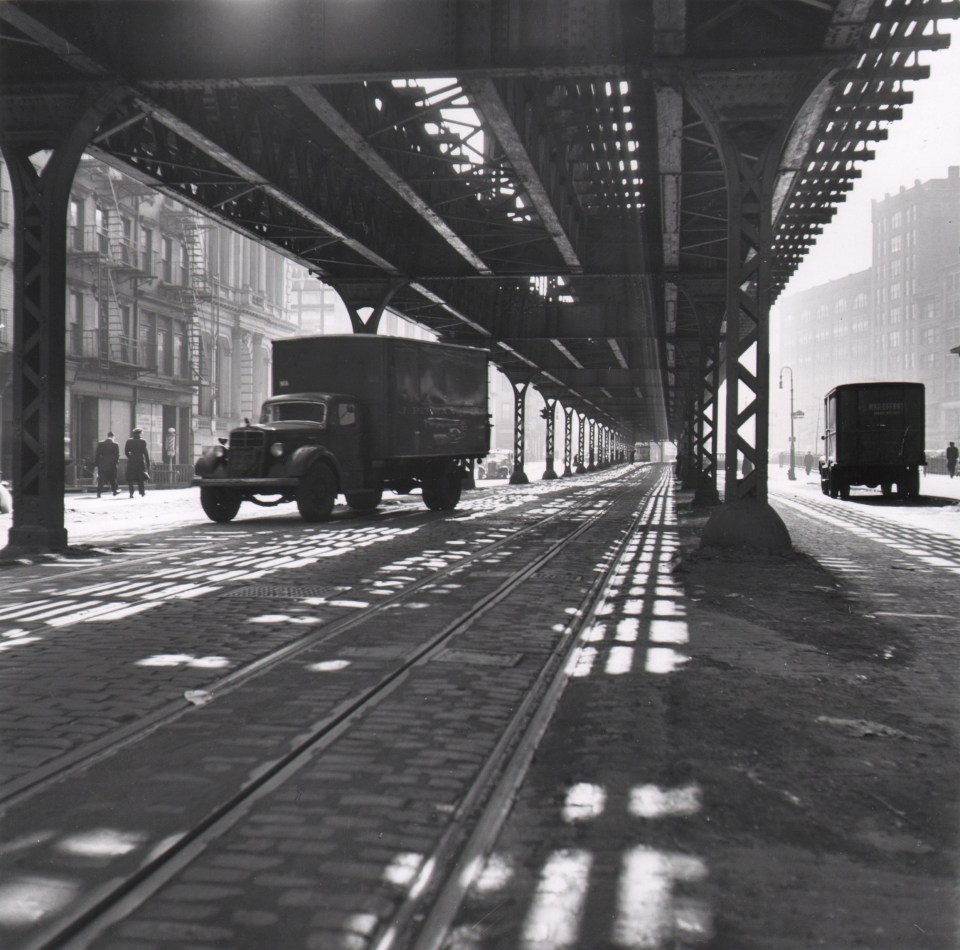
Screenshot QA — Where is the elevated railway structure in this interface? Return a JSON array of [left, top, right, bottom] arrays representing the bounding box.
[[0, 0, 956, 552]]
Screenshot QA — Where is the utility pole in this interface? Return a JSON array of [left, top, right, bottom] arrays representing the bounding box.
[[779, 366, 796, 481]]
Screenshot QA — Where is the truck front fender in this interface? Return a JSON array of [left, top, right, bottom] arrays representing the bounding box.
[[288, 445, 341, 483]]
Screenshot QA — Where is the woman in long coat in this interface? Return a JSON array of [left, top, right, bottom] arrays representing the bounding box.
[[124, 427, 150, 497]]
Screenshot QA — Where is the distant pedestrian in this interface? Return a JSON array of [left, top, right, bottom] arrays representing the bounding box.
[[947, 441, 958, 478], [124, 427, 150, 497], [803, 451, 814, 476], [94, 432, 120, 497]]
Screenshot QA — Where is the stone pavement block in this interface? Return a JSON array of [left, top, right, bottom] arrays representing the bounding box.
[[116, 919, 236, 942]]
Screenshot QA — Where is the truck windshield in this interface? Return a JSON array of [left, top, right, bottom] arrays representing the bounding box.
[[260, 402, 326, 424]]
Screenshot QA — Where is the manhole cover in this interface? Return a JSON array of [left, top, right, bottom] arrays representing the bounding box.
[[432, 648, 523, 667], [220, 585, 338, 600]]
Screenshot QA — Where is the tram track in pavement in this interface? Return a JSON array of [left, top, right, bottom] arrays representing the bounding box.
[[0, 469, 637, 808], [2, 465, 668, 949]]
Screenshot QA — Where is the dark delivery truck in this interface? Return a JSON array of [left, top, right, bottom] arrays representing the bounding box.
[[194, 335, 490, 522], [819, 382, 925, 500]]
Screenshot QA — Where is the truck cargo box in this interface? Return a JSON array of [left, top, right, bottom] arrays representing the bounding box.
[[824, 382, 925, 466], [272, 335, 489, 459]]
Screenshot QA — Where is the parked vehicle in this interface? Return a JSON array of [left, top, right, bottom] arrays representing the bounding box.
[[819, 382, 925, 499], [194, 335, 490, 522]]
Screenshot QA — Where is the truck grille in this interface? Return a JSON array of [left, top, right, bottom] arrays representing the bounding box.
[[228, 430, 266, 476]]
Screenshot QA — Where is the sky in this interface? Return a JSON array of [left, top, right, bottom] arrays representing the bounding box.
[[783, 18, 960, 296]]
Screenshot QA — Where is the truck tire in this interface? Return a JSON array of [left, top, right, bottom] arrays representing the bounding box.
[[422, 461, 462, 511], [296, 464, 337, 522], [200, 487, 241, 523], [898, 467, 920, 499], [345, 489, 382, 512], [828, 471, 840, 499]]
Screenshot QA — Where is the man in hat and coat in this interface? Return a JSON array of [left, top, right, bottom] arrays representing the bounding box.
[[94, 431, 120, 497], [124, 427, 150, 497]]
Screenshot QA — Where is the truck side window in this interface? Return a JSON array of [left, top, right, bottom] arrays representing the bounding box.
[[338, 402, 357, 427]]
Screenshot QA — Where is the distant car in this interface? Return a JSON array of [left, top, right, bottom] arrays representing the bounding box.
[[0, 481, 11, 514]]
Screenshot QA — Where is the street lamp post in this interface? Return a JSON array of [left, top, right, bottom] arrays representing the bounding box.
[[779, 366, 796, 481]]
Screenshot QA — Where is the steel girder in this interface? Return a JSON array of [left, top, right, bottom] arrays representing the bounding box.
[[1, 0, 959, 553]]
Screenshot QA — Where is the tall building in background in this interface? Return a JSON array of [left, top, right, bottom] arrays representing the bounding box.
[[775, 166, 960, 452]]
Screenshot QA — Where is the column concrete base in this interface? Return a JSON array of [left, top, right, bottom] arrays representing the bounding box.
[[3, 526, 69, 556], [509, 470, 529, 485], [700, 500, 791, 552]]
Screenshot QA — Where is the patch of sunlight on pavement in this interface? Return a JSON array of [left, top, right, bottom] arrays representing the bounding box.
[[0, 876, 78, 926], [305, 659, 352, 672], [628, 784, 702, 819], [474, 852, 514, 893], [562, 783, 607, 823], [521, 849, 592, 949], [605, 645, 635, 674], [55, 829, 146, 858], [383, 852, 424, 888], [615, 848, 709, 948], [644, 647, 690, 674]]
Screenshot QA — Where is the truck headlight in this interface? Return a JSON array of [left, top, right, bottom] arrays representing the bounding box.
[[269, 442, 285, 458], [213, 444, 227, 459]]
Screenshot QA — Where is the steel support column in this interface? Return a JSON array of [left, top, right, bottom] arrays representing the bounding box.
[[509, 380, 530, 485], [577, 414, 587, 474], [541, 397, 558, 480], [588, 420, 596, 471], [1, 89, 125, 554], [693, 306, 722, 506], [688, 78, 805, 550], [562, 406, 574, 477]]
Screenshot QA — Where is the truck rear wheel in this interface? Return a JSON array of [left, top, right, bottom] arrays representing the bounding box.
[[422, 461, 462, 511], [296, 464, 337, 522], [200, 487, 241, 523], [828, 471, 839, 499], [345, 489, 382, 512], [898, 467, 920, 499]]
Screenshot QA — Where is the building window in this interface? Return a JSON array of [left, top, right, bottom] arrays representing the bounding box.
[[142, 227, 154, 275], [68, 291, 84, 357], [157, 318, 171, 375], [173, 327, 186, 378], [162, 236, 174, 283], [96, 206, 109, 254], [69, 198, 84, 250], [140, 312, 157, 368]]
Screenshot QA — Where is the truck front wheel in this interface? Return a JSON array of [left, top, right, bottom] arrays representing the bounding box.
[[422, 461, 462, 511], [296, 464, 337, 522], [200, 487, 241, 523]]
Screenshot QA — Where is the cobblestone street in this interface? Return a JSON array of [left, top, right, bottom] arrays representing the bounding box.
[[0, 466, 958, 949]]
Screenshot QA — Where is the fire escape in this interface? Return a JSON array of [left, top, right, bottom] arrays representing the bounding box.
[[168, 208, 218, 425], [71, 161, 154, 376]]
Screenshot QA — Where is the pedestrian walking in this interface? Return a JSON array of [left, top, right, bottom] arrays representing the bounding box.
[[124, 427, 150, 497], [803, 451, 814, 476], [94, 431, 120, 497], [947, 441, 958, 478]]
